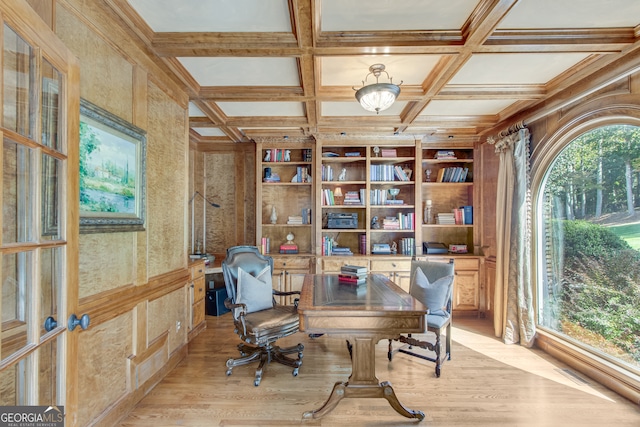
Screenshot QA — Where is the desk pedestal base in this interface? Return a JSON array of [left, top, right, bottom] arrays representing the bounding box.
[[302, 336, 424, 421], [302, 380, 425, 421]]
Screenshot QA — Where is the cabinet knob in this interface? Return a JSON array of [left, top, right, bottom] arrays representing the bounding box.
[[392, 263, 397, 268]]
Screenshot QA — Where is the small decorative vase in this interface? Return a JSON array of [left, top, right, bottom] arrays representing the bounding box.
[[270, 206, 277, 224]]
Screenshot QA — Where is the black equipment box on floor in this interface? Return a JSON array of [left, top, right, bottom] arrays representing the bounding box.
[[206, 287, 230, 316]]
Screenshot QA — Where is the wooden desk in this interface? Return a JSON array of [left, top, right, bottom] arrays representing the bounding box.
[[297, 274, 427, 421]]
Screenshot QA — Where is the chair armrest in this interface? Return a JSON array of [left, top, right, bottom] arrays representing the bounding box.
[[272, 290, 301, 296], [224, 298, 246, 312], [272, 290, 301, 307]]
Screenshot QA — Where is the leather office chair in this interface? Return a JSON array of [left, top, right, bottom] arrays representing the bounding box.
[[388, 259, 454, 377], [222, 245, 303, 386]]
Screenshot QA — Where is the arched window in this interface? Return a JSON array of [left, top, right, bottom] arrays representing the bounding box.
[[536, 124, 640, 372]]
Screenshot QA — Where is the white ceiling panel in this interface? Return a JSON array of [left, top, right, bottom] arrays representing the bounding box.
[[178, 57, 299, 86], [421, 99, 517, 116], [322, 55, 442, 87], [449, 53, 592, 85], [188, 103, 205, 117], [127, 0, 291, 32], [195, 128, 226, 137], [498, 0, 640, 29], [217, 102, 305, 117], [321, 0, 481, 31]]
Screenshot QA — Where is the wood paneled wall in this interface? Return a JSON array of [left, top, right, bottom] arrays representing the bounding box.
[[26, 1, 194, 425], [190, 142, 256, 258]]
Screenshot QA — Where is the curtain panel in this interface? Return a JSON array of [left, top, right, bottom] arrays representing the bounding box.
[[488, 124, 535, 347]]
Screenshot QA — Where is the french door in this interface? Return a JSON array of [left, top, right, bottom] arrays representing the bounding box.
[[1, 0, 80, 424]]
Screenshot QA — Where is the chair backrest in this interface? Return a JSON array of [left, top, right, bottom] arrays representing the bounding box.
[[410, 259, 455, 312], [222, 246, 274, 303]]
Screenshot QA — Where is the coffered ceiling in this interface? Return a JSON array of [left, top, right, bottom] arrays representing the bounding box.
[[108, 0, 640, 143]]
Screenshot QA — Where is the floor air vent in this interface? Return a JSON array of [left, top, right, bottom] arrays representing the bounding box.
[[556, 368, 590, 385]]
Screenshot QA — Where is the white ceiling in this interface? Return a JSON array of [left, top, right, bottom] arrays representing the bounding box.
[[111, 0, 640, 143]]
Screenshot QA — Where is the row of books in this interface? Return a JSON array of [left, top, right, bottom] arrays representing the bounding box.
[[381, 213, 415, 230], [321, 236, 355, 256], [398, 237, 416, 255], [322, 188, 366, 206], [370, 189, 405, 205], [263, 148, 312, 162], [293, 166, 310, 183], [435, 167, 469, 183], [259, 237, 271, 254], [370, 164, 411, 182], [435, 206, 473, 225]]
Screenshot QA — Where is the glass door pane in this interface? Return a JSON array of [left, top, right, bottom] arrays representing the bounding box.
[[1, 251, 33, 360], [3, 139, 35, 244], [3, 24, 33, 137], [41, 59, 62, 151]]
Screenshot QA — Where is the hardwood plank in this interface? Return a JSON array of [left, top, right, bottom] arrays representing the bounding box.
[[118, 315, 640, 426]]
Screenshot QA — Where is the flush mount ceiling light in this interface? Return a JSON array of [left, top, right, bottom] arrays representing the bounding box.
[[353, 63, 402, 114]]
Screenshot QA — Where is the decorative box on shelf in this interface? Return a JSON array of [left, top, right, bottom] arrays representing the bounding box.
[[449, 244, 468, 254]]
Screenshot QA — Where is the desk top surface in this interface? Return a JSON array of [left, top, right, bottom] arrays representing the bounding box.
[[298, 274, 425, 314]]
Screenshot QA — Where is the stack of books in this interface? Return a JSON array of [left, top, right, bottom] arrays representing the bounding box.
[[279, 243, 298, 254], [331, 246, 353, 256], [434, 150, 457, 159], [339, 265, 367, 285], [436, 212, 456, 224], [382, 216, 400, 230], [343, 190, 363, 205], [372, 243, 391, 254], [287, 215, 303, 225]]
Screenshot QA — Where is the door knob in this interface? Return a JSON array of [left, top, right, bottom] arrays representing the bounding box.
[[44, 316, 57, 332], [68, 313, 90, 331]]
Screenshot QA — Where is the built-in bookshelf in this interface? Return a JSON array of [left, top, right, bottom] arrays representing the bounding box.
[[421, 143, 475, 253], [316, 140, 419, 257], [256, 142, 314, 255]]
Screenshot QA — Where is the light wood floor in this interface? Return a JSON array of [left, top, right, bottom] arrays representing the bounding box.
[[119, 313, 640, 427]]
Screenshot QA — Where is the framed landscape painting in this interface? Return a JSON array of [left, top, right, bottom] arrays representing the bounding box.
[[79, 99, 146, 233]]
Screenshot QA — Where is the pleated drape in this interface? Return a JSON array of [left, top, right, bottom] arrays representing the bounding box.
[[489, 126, 535, 346]]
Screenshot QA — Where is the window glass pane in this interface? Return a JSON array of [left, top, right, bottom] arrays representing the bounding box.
[[538, 125, 640, 370], [41, 154, 61, 240], [40, 247, 61, 339], [1, 251, 33, 361], [3, 24, 33, 137], [3, 139, 34, 243], [41, 59, 62, 152]]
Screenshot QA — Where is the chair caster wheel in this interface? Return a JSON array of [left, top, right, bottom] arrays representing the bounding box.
[[254, 378, 261, 386], [226, 369, 232, 376], [292, 368, 299, 377]]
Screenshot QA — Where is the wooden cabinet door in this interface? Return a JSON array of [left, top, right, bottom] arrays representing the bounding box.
[[453, 270, 479, 311]]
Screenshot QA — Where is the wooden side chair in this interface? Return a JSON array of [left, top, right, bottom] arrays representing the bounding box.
[[388, 259, 455, 377], [222, 245, 304, 386]]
